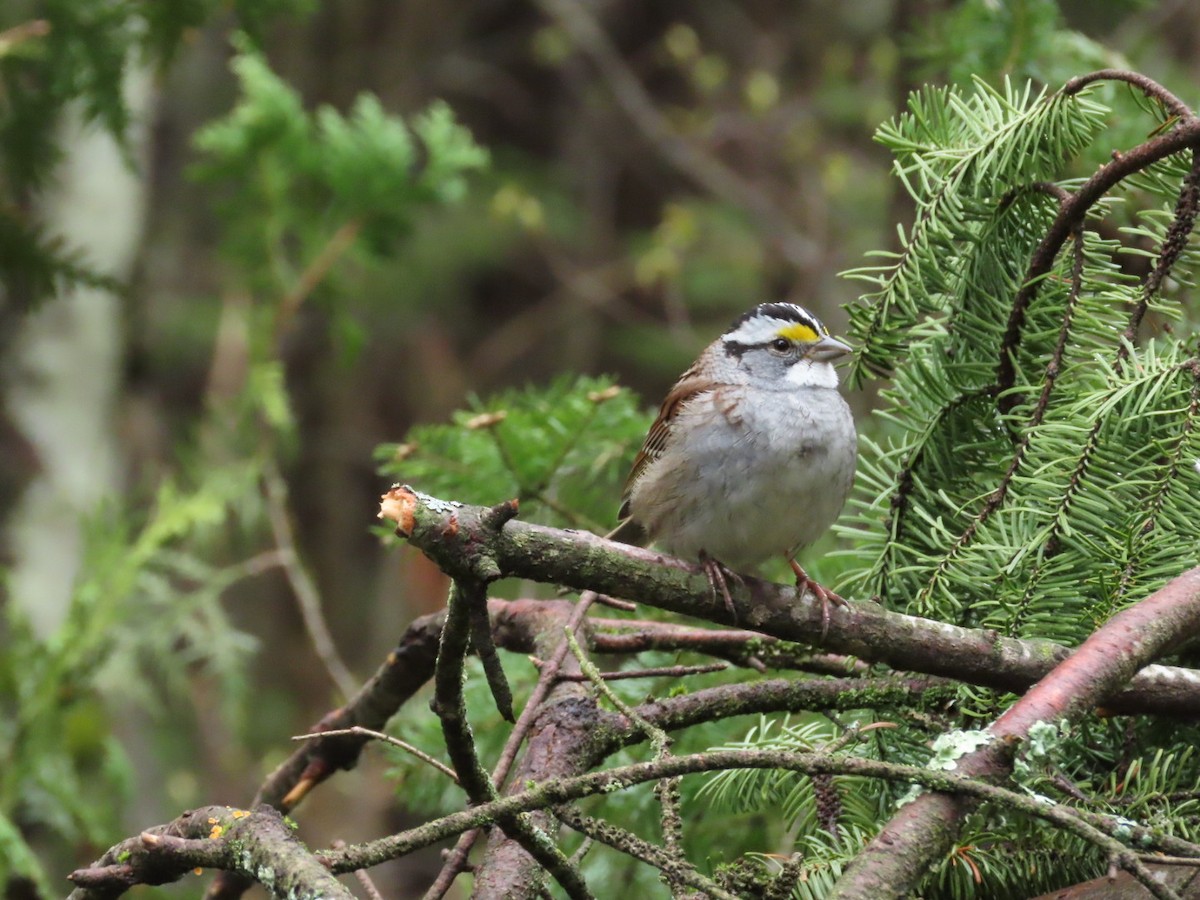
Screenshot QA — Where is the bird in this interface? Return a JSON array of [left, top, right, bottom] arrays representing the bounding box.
[[608, 302, 857, 626]]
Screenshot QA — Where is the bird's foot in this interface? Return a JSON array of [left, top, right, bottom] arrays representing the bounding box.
[[699, 550, 743, 623], [788, 559, 844, 640]]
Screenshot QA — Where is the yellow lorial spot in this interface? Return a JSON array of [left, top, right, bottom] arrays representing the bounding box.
[[778, 323, 819, 343]]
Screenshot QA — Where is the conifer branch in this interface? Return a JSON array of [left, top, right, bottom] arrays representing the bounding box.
[[994, 86, 1200, 410], [917, 221, 1088, 614], [1113, 365, 1200, 606], [835, 567, 1200, 899], [1130, 150, 1200, 342], [873, 385, 992, 597], [1062, 70, 1192, 121]]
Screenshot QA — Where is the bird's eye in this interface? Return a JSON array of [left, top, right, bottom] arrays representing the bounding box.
[[771, 337, 791, 353]]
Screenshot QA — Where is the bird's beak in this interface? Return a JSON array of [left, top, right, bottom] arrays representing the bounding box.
[[808, 335, 853, 362]]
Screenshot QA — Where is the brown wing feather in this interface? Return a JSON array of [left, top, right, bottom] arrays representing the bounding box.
[[617, 374, 716, 520]]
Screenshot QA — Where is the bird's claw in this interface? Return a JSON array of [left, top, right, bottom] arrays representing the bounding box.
[[788, 558, 844, 641], [699, 551, 743, 623]]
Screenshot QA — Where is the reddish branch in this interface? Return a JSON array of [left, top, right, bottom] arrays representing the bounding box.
[[832, 567, 1200, 900], [995, 73, 1200, 412]]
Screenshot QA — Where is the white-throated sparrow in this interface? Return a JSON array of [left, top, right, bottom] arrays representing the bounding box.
[[610, 302, 856, 619]]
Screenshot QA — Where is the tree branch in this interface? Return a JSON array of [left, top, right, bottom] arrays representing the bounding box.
[[263, 465, 357, 699], [71, 806, 351, 900], [320, 748, 1200, 875], [832, 566, 1200, 899], [381, 485, 1200, 718], [433, 578, 594, 899]]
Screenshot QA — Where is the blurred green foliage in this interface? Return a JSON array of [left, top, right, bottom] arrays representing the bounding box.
[[0, 466, 263, 894], [192, 36, 487, 293], [0, 0, 317, 317], [908, 0, 1124, 87]]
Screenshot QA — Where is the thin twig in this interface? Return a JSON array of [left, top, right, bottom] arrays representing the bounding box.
[[591, 593, 638, 612], [331, 840, 384, 900], [568, 837, 593, 866], [275, 218, 363, 340], [222, 549, 288, 582], [1063, 69, 1193, 120], [0, 19, 51, 55], [565, 629, 670, 753], [1139, 855, 1200, 867], [292, 726, 459, 784], [564, 630, 686, 883], [554, 805, 740, 900], [469, 500, 521, 721], [530, 658, 728, 681], [263, 466, 358, 699]]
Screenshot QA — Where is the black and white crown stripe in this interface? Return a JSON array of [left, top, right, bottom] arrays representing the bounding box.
[[723, 302, 830, 348]]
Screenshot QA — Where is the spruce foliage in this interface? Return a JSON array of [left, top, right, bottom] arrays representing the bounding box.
[[838, 77, 1200, 641], [704, 73, 1200, 897]]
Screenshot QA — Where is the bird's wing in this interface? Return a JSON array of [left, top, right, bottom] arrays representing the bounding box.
[[616, 374, 716, 522]]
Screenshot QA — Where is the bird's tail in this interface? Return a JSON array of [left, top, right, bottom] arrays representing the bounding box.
[[605, 518, 648, 547]]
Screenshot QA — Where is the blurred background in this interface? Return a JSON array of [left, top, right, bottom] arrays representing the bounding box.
[[3, 1, 1199, 896]]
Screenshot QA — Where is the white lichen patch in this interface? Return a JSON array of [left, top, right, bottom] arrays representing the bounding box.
[[410, 488, 463, 514], [926, 730, 992, 770]]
